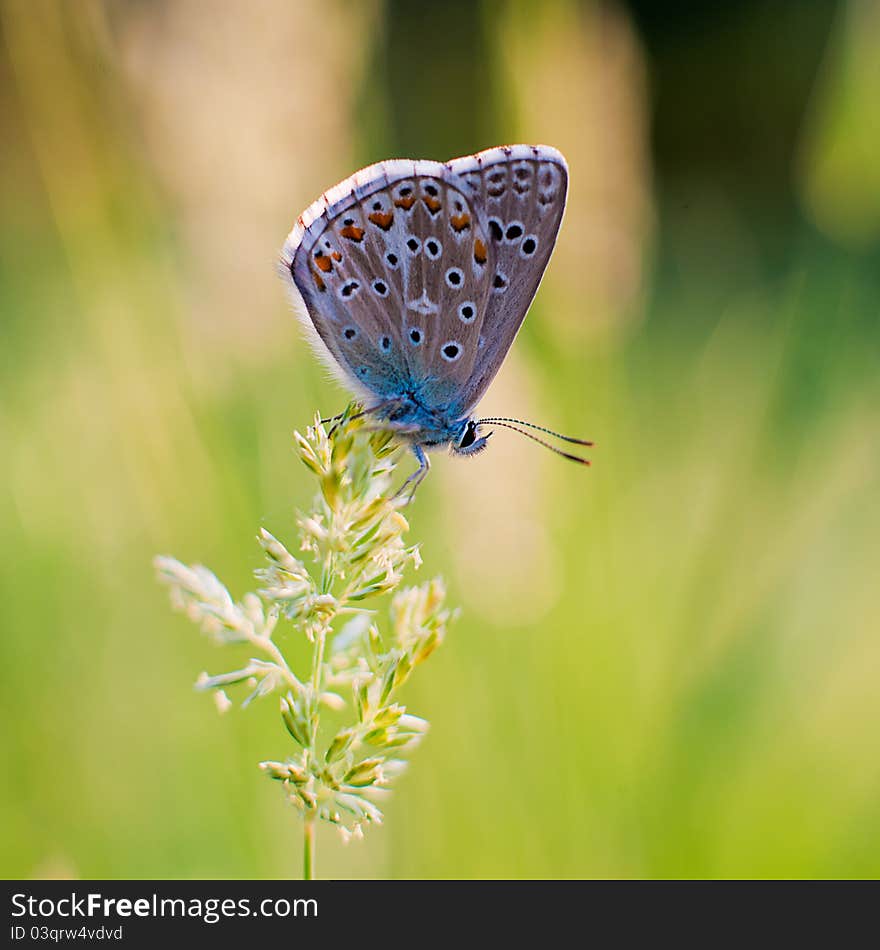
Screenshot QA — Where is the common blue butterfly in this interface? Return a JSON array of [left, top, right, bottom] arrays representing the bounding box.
[[281, 144, 592, 497]]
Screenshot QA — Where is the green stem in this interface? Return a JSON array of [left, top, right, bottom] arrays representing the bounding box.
[[303, 811, 316, 880], [303, 622, 328, 881], [309, 624, 327, 746]]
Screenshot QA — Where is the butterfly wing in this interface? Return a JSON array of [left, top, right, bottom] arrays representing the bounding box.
[[446, 145, 569, 416], [282, 159, 495, 407]]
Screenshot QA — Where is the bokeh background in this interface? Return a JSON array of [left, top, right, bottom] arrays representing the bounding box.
[[2, 0, 879, 879]]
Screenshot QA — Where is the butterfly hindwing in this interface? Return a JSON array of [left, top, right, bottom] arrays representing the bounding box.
[[283, 159, 495, 406]]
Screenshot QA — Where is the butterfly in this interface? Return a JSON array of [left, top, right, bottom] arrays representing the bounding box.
[[280, 144, 592, 497]]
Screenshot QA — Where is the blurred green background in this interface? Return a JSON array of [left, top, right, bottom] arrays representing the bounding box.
[[2, 0, 879, 879]]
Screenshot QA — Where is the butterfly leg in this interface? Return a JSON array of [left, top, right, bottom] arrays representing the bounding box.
[[320, 403, 379, 438], [394, 444, 430, 504], [322, 398, 406, 433], [320, 410, 346, 427]]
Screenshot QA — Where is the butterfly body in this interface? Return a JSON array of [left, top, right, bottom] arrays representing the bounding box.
[[370, 393, 486, 453], [282, 144, 587, 492]]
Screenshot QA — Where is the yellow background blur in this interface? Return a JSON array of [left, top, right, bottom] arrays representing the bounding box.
[[1, 0, 878, 879]]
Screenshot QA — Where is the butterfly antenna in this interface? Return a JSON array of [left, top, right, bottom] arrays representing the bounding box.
[[486, 420, 591, 465], [477, 416, 594, 447]]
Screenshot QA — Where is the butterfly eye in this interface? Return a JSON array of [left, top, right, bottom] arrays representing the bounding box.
[[445, 268, 463, 289], [458, 302, 476, 324], [459, 422, 477, 449]]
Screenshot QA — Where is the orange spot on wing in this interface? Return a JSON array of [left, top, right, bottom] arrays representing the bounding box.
[[368, 211, 394, 230], [331, 251, 342, 261], [450, 212, 471, 232], [312, 269, 326, 291], [473, 238, 488, 265], [422, 195, 442, 213], [394, 195, 416, 210], [314, 255, 333, 273], [340, 225, 365, 241]]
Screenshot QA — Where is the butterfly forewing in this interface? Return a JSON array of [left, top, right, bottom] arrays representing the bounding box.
[[284, 159, 495, 406], [448, 145, 568, 415]]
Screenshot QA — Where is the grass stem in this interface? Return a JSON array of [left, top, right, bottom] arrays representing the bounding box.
[[303, 811, 316, 880]]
